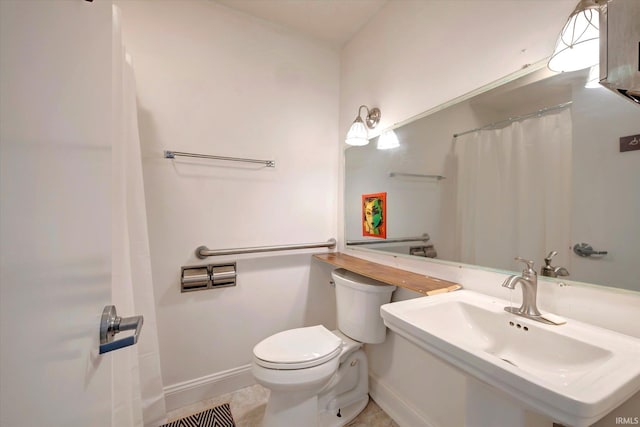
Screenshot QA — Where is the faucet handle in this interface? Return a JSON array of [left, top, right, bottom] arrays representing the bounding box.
[[514, 257, 535, 274], [544, 251, 558, 264]]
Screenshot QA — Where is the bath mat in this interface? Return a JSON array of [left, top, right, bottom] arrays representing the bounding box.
[[161, 403, 235, 427]]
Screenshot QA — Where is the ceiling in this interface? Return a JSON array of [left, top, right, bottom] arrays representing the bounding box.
[[213, 0, 389, 48]]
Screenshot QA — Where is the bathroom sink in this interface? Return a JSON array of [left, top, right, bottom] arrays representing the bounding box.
[[380, 290, 640, 427]]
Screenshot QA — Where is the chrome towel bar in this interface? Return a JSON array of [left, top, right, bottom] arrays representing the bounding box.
[[164, 150, 275, 168], [196, 238, 337, 259], [389, 172, 446, 180], [346, 233, 430, 246]]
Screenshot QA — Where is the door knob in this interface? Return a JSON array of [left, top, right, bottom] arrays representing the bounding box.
[[573, 243, 608, 258], [99, 305, 143, 354]]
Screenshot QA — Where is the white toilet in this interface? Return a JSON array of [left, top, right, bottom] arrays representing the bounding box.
[[251, 268, 396, 427]]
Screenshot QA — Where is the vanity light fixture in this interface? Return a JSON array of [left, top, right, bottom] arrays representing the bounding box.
[[547, 0, 606, 73], [345, 105, 381, 146], [377, 129, 400, 150]]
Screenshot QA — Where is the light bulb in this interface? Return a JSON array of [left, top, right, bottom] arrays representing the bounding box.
[[345, 118, 369, 146], [548, 7, 599, 72], [377, 129, 400, 150]]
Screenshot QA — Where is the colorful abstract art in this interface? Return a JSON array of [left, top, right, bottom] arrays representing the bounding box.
[[362, 192, 386, 238]]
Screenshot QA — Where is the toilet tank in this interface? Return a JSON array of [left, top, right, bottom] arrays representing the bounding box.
[[331, 268, 396, 344]]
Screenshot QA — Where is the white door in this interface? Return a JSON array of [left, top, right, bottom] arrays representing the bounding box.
[[1, 1, 115, 426]]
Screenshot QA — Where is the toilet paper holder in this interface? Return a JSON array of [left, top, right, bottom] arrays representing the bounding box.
[[181, 262, 237, 292]]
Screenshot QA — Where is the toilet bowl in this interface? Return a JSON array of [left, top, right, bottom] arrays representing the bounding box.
[[251, 269, 396, 427]]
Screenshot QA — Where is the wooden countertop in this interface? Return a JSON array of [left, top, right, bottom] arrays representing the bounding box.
[[313, 252, 461, 296]]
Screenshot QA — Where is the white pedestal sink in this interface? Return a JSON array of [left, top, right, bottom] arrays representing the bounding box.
[[380, 290, 640, 427]]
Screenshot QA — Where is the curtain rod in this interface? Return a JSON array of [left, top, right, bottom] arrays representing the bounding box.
[[453, 101, 573, 138]]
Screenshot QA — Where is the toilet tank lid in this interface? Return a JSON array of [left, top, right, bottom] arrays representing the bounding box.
[[331, 268, 396, 293], [253, 325, 342, 365]]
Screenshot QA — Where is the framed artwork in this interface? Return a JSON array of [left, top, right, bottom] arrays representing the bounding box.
[[362, 192, 386, 238]]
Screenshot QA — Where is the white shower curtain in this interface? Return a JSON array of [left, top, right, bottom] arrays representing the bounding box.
[[112, 6, 167, 427], [453, 108, 572, 272]]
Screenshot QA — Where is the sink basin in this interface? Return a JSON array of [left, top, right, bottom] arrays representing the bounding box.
[[381, 290, 640, 427]]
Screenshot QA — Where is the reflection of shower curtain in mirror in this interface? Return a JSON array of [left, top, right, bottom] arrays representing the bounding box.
[[453, 108, 572, 272]]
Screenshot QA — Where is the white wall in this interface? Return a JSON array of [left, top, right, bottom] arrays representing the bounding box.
[[339, 0, 577, 136], [116, 0, 340, 409], [340, 1, 640, 426]]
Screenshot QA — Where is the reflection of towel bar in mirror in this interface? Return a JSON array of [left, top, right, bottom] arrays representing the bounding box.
[[347, 233, 431, 246], [389, 172, 446, 180]]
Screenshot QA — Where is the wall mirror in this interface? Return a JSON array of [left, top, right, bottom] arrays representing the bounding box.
[[345, 65, 640, 292]]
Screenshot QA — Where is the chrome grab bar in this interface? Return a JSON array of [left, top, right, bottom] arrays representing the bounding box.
[[346, 233, 430, 246], [196, 238, 337, 259]]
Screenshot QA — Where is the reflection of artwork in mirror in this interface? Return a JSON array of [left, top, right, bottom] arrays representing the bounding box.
[[345, 66, 640, 292], [362, 192, 386, 238]]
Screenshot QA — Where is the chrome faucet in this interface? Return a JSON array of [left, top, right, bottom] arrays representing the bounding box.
[[502, 257, 555, 325], [540, 251, 569, 278]]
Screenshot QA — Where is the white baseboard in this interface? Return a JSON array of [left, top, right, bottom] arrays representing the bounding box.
[[163, 366, 443, 425], [163, 364, 255, 412], [369, 374, 440, 427]]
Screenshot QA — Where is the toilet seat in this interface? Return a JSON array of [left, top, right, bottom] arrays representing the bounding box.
[[253, 325, 343, 370]]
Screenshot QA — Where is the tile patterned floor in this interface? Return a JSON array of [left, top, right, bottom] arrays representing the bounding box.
[[166, 384, 399, 426], [344, 398, 400, 427]]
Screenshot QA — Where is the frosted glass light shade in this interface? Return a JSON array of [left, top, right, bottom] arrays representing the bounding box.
[[585, 64, 601, 88], [377, 129, 400, 150], [345, 118, 369, 146], [548, 6, 599, 73]]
